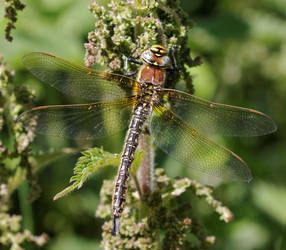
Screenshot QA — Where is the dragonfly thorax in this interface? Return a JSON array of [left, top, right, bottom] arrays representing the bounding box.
[[140, 45, 171, 68]]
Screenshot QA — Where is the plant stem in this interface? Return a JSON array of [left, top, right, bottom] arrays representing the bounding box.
[[137, 133, 154, 196]]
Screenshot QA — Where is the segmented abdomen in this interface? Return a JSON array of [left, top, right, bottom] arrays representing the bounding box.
[[112, 100, 150, 221]]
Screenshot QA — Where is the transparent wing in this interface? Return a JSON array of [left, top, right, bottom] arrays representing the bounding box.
[[23, 52, 140, 101], [17, 98, 135, 140], [150, 104, 252, 182], [160, 89, 277, 136]]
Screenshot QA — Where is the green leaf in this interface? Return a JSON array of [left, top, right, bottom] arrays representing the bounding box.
[[53, 147, 120, 200]]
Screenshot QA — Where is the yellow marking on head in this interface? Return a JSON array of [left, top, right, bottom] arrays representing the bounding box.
[[191, 129, 197, 136], [151, 45, 165, 50], [88, 105, 92, 111], [87, 71, 92, 75], [150, 45, 167, 55], [210, 103, 214, 108]]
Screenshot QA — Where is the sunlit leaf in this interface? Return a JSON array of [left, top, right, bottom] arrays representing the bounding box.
[[53, 147, 120, 200]]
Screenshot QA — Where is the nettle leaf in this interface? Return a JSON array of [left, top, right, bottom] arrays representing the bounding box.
[[53, 147, 120, 200]]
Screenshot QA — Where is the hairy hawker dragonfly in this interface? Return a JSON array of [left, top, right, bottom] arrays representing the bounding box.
[[19, 45, 277, 235]]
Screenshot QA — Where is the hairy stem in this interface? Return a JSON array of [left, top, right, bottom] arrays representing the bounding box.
[[137, 133, 154, 196]]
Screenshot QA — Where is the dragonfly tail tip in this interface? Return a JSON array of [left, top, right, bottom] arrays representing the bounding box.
[[112, 216, 121, 236]]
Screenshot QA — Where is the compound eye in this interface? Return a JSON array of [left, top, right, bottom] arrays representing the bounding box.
[[162, 56, 170, 66], [143, 51, 153, 61]]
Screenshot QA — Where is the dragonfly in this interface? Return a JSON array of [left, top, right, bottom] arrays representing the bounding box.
[[18, 45, 277, 235]]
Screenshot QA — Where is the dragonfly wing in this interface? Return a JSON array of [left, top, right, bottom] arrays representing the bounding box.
[[23, 52, 140, 101], [160, 89, 277, 136], [17, 98, 135, 140], [150, 104, 252, 182]]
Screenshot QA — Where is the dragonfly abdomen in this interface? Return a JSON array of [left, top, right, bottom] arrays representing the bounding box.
[[112, 100, 150, 235]]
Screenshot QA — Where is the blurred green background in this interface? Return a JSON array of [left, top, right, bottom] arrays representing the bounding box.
[[0, 0, 285, 249]]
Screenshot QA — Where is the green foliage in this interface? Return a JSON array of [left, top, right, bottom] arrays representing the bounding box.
[[0, 55, 48, 249], [97, 168, 220, 249], [54, 147, 120, 200], [0, 53, 35, 199], [50, 144, 231, 249], [53, 146, 144, 201], [0, 51, 77, 249], [0, 212, 48, 250]]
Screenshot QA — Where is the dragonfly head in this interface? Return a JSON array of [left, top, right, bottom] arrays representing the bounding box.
[[141, 45, 171, 68]]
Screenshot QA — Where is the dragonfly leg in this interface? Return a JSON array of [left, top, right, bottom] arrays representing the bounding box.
[[167, 50, 178, 72], [124, 55, 142, 74], [124, 42, 143, 76], [124, 69, 138, 77], [130, 40, 140, 56], [112, 215, 121, 236]]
